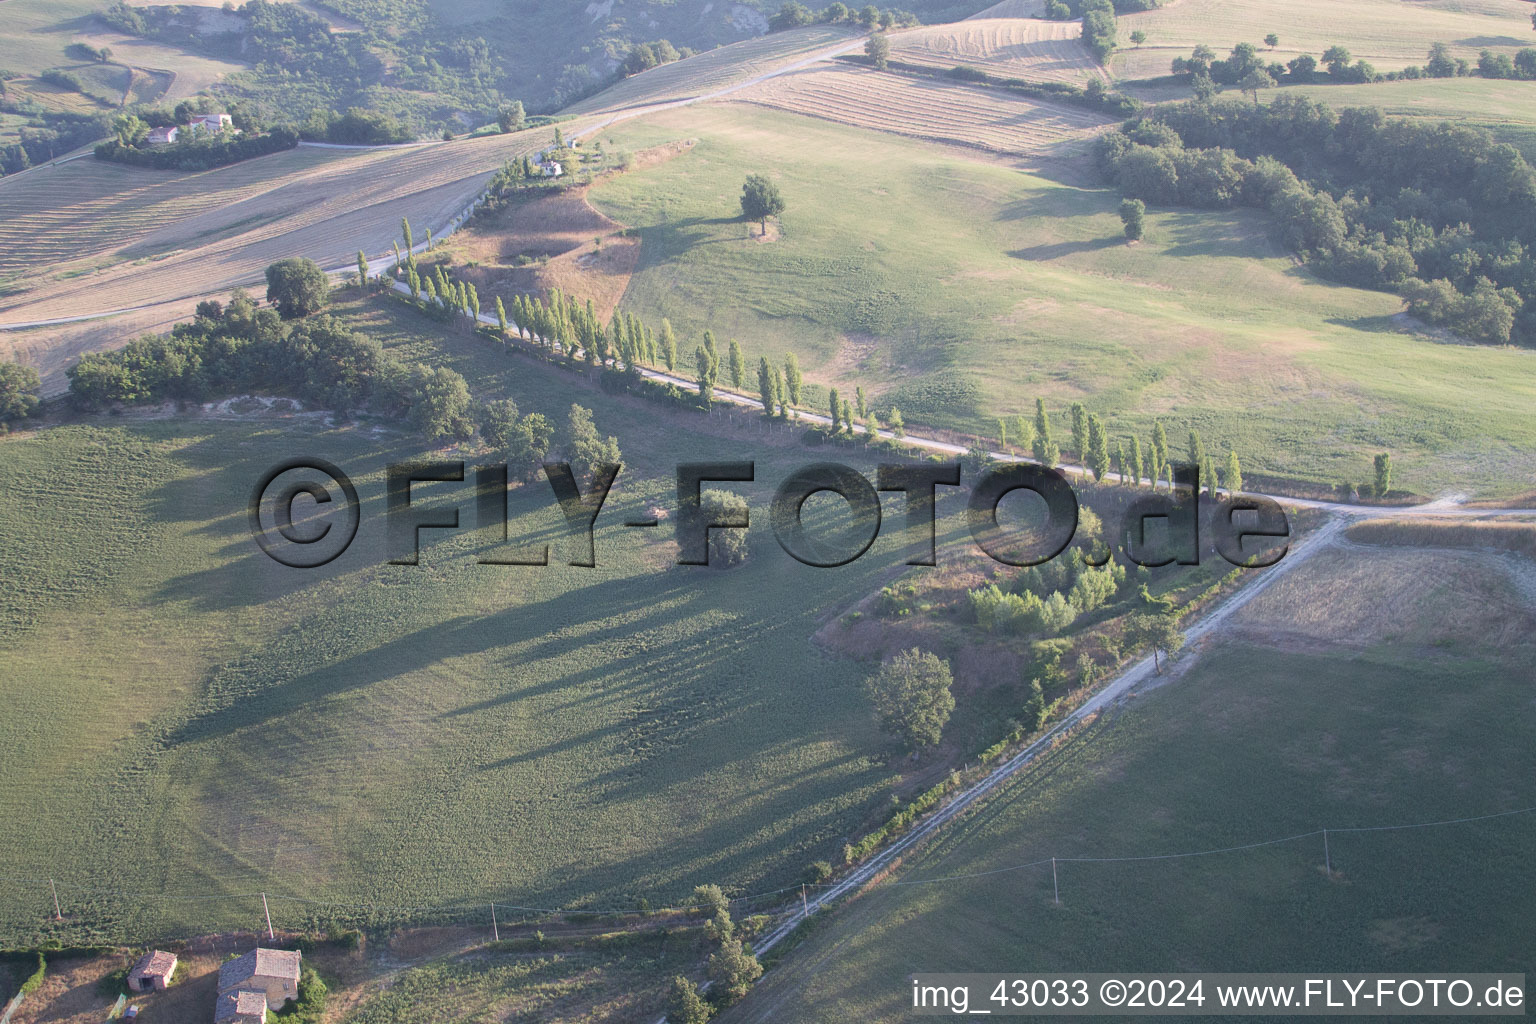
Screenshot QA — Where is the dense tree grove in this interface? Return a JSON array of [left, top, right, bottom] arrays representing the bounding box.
[[65, 286, 476, 441], [1099, 95, 1536, 344], [767, 2, 919, 32]]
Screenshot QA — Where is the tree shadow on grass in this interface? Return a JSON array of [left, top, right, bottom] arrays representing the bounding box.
[[1007, 236, 1122, 261]]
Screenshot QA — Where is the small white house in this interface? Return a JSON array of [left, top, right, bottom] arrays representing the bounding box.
[[187, 113, 234, 132], [146, 126, 179, 146], [540, 161, 563, 178]]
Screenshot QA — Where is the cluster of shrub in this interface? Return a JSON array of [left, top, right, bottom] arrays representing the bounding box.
[[944, 63, 1141, 117], [968, 547, 1128, 638], [767, 2, 920, 33], [1041, 0, 1161, 63], [1098, 95, 1536, 344]]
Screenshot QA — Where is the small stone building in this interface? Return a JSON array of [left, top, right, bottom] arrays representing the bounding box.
[[214, 948, 301, 1023], [127, 950, 177, 992]]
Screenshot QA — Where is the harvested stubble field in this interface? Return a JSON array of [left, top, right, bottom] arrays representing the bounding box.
[[0, 127, 558, 327], [732, 64, 1113, 156], [1113, 0, 1536, 81], [726, 538, 1536, 1023], [564, 24, 858, 116], [890, 18, 1108, 84]]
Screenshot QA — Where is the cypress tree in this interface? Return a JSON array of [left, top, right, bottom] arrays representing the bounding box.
[[402, 217, 413, 252], [1225, 449, 1243, 493], [1087, 414, 1109, 481], [1011, 414, 1032, 455], [1032, 398, 1058, 467], [1373, 453, 1392, 497], [997, 417, 1009, 450], [357, 249, 369, 288], [1128, 436, 1143, 487], [1187, 428, 1205, 469], [865, 411, 880, 442], [888, 407, 905, 438], [469, 283, 480, 322], [496, 296, 508, 335], [1070, 402, 1087, 462], [829, 387, 841, 430], [661, 319, 677, 371], [728, 339, 745, 388], [784, 352, 802, 406], [841, 399, 853, 434], [1113, 440, 1126, 483], [695, 346, 713, 405], [1152, 421, 1169, 474], [758, 356, 775, 415], [772, 365, 786, 416], [1201, 452, 1218, 495], [855, 386, 867, 419]]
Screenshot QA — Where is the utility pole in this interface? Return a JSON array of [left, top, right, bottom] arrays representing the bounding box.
[[262, 893, 274, 941], [491, 904, 500, 943], [1323, 830, 1332, 876], [49, 879, 61, 921], [801, 884, 810, 920], [1052, 858, 1060, 905]]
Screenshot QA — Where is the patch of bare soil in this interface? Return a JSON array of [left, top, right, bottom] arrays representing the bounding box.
[[444, 140, 695, 325]]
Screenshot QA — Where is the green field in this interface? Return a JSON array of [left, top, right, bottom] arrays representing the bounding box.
[[726, 540, 1536, 1022], [588, 103, 1536, 496], [0, 294, 976, 945]]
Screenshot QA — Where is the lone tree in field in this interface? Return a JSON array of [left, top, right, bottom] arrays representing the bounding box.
[[478, 398, 521, 448], [1127, 611, 1184, 674], [666, 976, 711, 1024], [1264, 32, 1279, 49], [1120, 198, 1146, 241], [265, 257, 330, 319], [864, 648, 955, 748], [564, 403, 621, 479], [865, 31, 891, 69], [1373, 452, 1392, 497], [0, 362, 41, 425], [740, 174, 785, 236], [1130, 29, 1147, 47]]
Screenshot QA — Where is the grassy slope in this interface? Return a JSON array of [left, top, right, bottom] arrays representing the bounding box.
[[725, 543, 1536, 1023], [587, 103, 1536, 496], [0, 294, 956, 944], [1113, 0, 1535, 80]]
